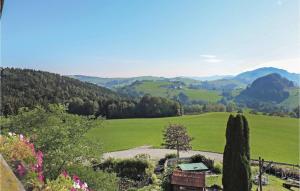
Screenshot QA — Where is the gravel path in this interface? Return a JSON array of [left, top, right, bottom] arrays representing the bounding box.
[[103, 146, 223, 162]]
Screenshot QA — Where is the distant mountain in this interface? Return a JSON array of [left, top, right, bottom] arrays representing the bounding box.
[[236, 73, 295, 104], [69, 75, 167, 89], [189, 75, 233, 81], [196, 79, 247, 91], [70, 67, 299, 90], [234, 67, 300, 85]]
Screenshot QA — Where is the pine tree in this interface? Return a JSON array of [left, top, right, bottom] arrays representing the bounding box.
[[222, 114, 251, 191]]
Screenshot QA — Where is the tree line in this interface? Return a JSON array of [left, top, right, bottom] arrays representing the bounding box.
[[1, 68, 182, 118], [68, 94, 182, 118]]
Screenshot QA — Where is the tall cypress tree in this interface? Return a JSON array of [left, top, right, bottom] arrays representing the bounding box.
[[222, 114, 251, 191]]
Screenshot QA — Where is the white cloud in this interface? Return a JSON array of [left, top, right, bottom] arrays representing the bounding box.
[[204, 58, 223, 63], [200, 54, 223, 63], [200, 54, 217, 58]]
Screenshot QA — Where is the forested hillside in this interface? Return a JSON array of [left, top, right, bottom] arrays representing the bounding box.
[[237, 73, 294, 103], [1, 68, 182, 118], [1, 68, 120, 115], [236, 73, 299, 115]]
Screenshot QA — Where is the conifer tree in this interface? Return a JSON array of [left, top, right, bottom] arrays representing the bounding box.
[[222, 114, 251, 191]]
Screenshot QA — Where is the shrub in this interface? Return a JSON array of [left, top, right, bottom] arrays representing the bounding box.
[[98, 158, 154, 181], [45, 172, 92, 191], [212, 162, 222, 174], [115, 159, 149, 180], [135, 153, 151, 161], [160, 167, 174, 191], [158, 153, 177, 165], [66, 165, 118, 191], [165, 153, 177, 160], [44, 175, 73, 191]]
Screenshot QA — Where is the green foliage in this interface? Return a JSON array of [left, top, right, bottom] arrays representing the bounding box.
[[160, 167, 174, 191], [162, 124, 193, 158], [213, 162, 222, 174], [66, 165, 118, 191], [135, 184, 162, 191], [136, 94, 182, 118], [45, 175, 73, 191], [97, 158, 154, 181], [134, 153, 151, 161], [158, 153, 177, 165], [165, 153, 177, 159], [222, 114, 251, 191], [1, 104, 103, 180]]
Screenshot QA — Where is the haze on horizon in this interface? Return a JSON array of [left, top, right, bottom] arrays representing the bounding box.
[[1, 0, 299, 78]]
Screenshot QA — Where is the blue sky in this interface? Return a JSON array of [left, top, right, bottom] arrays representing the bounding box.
[[1, 0, 299, 77]]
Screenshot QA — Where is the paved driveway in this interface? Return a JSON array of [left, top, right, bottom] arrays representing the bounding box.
[[103, 146, 223, 162]]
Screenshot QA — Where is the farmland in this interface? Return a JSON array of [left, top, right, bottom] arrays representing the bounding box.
[[131, 81, 222, 102], [87, 112, 299, 164]]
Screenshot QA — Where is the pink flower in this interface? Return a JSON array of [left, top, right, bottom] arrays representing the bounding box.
[[36, 151, 43, 166], [38, 173, 44, 182], [17, 163, 26, 177], [73, 175, 80, 182], [62, 170, 68, 177], [70, 188, 77, 191]]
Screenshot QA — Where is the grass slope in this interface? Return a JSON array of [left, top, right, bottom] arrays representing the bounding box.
[[279, 88, 300, 109], [134, 81, 222, 102], [87, 112, 299, 164]]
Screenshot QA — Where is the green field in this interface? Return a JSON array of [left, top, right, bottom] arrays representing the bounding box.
[[279, 88, 300, 109], [134, 81, 222, 102], [87, 112, 299, 164]]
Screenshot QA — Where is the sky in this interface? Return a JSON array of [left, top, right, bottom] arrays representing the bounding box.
[[1, 0, 299, 77]]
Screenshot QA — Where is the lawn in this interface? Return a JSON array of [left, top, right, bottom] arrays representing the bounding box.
[[86, 112, 299, 164], [206, 175, 297, 191]]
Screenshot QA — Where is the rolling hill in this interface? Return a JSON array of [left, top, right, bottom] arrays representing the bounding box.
[[1, 68, 121, 115], [236, 73, 299, 108], [69, 75, 166, 89], [68, 67, 299, 111], [117, 80, 222, 103]]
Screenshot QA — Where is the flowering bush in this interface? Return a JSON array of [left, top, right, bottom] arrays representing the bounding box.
[[0, 133, 91, 191], [45, 171, 90, 191], [0, 133, 44, 189]]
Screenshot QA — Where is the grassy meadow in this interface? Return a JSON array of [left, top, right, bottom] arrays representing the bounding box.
[[134, 81, 222, 102], [86, 112, 299, 164]]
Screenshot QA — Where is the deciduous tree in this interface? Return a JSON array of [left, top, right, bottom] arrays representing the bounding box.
[[162, 124, 193, 158]]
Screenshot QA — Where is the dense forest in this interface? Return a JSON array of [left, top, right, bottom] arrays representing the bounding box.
[[236, 73, 294, 103], [1, 68, 182, 118]]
